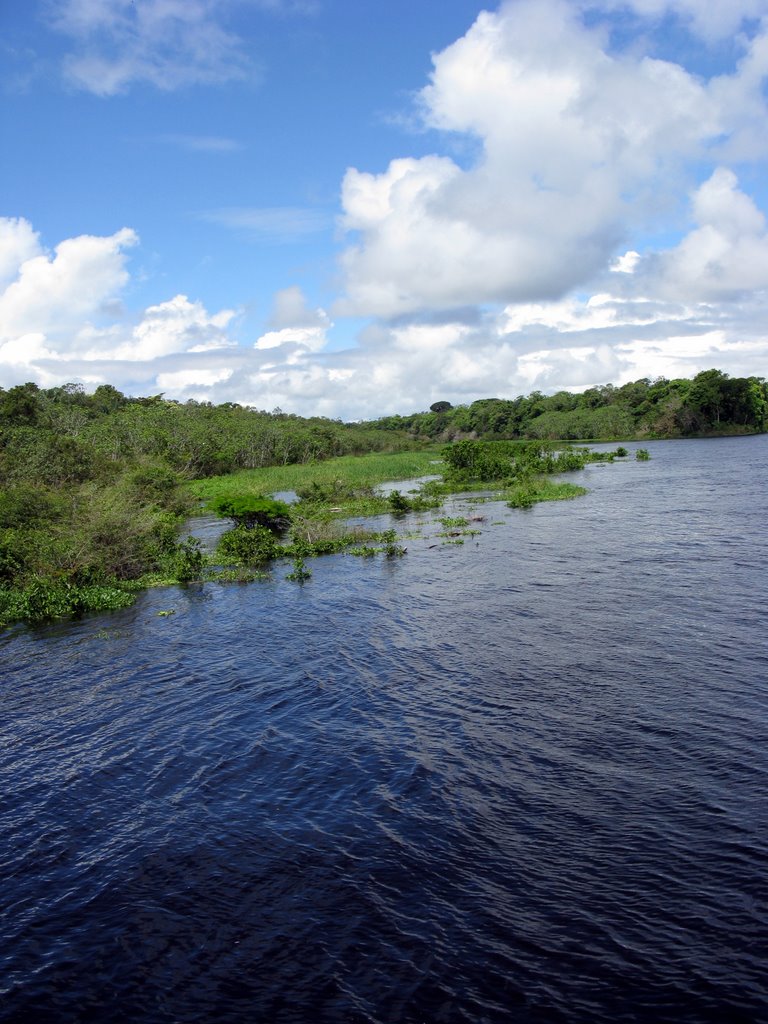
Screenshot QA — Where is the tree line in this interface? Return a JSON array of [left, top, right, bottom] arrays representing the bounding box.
[[367, 370, 767, 441]]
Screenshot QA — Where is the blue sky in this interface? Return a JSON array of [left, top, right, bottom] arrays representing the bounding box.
[[2, 0, 768, 418]]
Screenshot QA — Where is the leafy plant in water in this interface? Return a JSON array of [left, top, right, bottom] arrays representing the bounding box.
[[380, 528, 406, 557], [636, 448, 651, 460], [212, 495, 292, 533], [507, 483, 537, 509], [286, 556, 312, 581], [387, 489, 411, 514], [217, 524, 278, 564], [172, 537, 204, 582], [385, 489, 440, 515], [615, 447, 629, 457], [439, 516, 469, 529]]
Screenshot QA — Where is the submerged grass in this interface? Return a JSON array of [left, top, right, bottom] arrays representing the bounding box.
[[189, 449, 444, 504], [506, 480, 587, 508]]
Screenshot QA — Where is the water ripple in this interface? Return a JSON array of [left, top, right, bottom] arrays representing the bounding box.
[[1, 437, 767, 1023]]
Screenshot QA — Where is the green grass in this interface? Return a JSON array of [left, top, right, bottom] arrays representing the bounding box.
[[189, 449, 444, 505], [506, 480, 587, 508]]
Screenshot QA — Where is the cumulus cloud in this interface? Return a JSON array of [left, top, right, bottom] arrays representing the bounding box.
[[336, 0, 768, 318], [2, 206, 768, 419], [0, 221, 138, 344], [268, 286, 330, 330], [647, 168, 768, 299]]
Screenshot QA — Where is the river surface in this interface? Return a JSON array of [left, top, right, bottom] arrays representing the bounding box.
[[1, 437, 767, 1024]]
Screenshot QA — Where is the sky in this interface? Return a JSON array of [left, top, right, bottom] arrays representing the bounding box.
[[2, 0, 768, 420]]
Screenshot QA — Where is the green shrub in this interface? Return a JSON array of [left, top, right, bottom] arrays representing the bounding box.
[[171, 537, 205, 581], [388, 489, 411, 514], [217, 525, 279, 564], [286, 556, 312, 581], [212, 495, 292, 532]]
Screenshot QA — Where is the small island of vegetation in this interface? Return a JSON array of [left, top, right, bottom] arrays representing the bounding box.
[[0, 368, 764, 626]]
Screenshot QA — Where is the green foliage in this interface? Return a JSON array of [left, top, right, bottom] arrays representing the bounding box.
[[0, 577, 134, 625], [216, 525, 279, 564], [286, 556, 312, 582], [636, 448, 651, 460], [507, 479, 587, 509], [386, 489, 440, 515], [212, 495, 292, 532], [296, 478, 365, 504], [380, 528, 406, 557], [439, 516, 469, 528], [507, 483, 537, 509], [615, 447, 629, 457], [169, 538, 205, 582], [349, 545, 378, 558], [387, 489, 411, 514], [365, 370, 768, 441]]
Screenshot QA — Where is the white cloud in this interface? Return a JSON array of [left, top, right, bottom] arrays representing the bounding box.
[[638, 169, 768, 299], [0, 218, 43, 290], [254, 326, 328, 354], [45, 0, 316, 95], [336, 0, 768, 318], [268, 285, 330, 329], [0, 223, 138, 343], [2, 216, 768, 417], [48, 0, 253, 95], [591, 0, 768, 42], [199, 207, 331, 240], [108, 295, 238, 361], [156, 366, 234, 390], [254, 286, 331, 354]]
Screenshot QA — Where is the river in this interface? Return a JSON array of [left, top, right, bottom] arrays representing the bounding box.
[[1, 437, 766, 1023]]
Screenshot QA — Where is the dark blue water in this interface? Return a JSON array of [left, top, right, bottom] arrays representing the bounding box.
[[2, 437, 767, 1024]]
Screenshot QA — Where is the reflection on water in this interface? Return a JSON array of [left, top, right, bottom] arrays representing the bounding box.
[[1, 437, 767, 1024]]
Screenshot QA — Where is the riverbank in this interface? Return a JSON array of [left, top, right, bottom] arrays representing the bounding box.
[[1, 442, 608, 626]]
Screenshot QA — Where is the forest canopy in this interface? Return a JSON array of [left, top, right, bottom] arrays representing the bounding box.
[[367, 370, 767, 441]]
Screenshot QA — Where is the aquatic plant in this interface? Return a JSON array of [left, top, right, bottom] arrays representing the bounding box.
[[380, 529, 406, 557], [212, 495, 292, 533], [169, 537, 205, 582], [636, 448, 651, 460], [217, 525, 278, 564], [286, 556, 312, 581]]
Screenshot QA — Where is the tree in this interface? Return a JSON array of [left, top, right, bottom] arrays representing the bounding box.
[[0, 383, 41, 425]]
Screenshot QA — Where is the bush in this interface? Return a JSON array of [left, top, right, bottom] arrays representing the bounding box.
[[217, 525, 279, 564], [212, 495, 292, 532], [171, 537, 205, 581]]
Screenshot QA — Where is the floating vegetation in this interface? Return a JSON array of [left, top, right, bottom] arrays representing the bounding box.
[[286, 556, 312, 582]]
